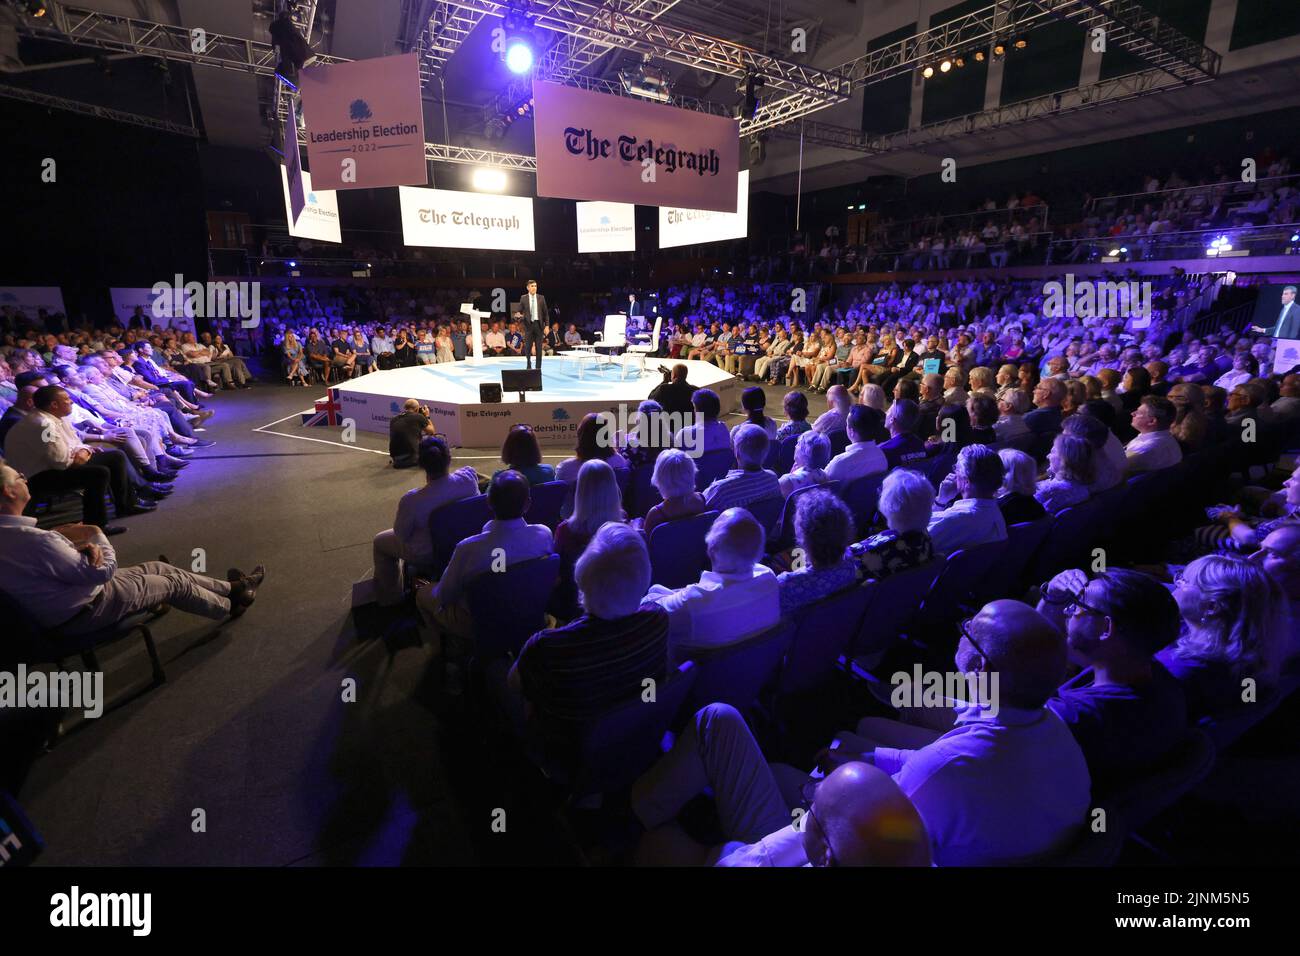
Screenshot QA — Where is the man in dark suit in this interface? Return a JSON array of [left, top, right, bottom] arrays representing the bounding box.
[[648, 364, 697, 417], [128, 306, 153, 331], [512, 279, 548, 370], [1253, 285, 1300, 339], [627, 293, 647, 337]]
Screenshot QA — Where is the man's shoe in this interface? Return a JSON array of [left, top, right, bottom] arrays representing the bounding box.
[[122, 500, 158, 515], [195, 389, 213, 399], [102, 525, 128, 536], [139, 486, 172, 501], [229, 564, 266, 588], [188, 438, 216, 448], [141, 466, 172, 483], [227, 579, 257, 618], [160, 455, 190, 470]]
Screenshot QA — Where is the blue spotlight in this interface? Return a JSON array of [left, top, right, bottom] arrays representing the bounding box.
[[505, 40, 533, 74]]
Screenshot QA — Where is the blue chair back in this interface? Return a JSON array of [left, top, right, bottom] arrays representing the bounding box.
[[774, 434, 800, 476], [1023, 496, 1107, 583], [911, 539, 1011, 640], [465, 554, 561, 660], [838, 473, 885, 535], [827, 429, 851, 457], [980, 518, 1052, 600], [694, 448, 736, 490], [768, 481, 840, 553], [743, 493, 786, 541], [572, 661, 697, 797], [428, 494, 494, 579], [776, 581, 874, 696], [525, 481, 568, 531], [625, 463, 662, 519], [648, 510, 719, 589], [682, 621, 793, 716], [1104, 728, 1216, 831], [851, 558, 943, 656], [921, 450, 957, 491]]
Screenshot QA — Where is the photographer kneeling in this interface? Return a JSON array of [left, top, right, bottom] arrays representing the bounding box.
[[389, 399, 437, 469]]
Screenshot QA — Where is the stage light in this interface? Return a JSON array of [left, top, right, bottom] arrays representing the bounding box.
[[846, 204, 854, 210], [270, 11, 316, 81], [288, 260, 297, 268], [1014, 38, 1028, 50], [505, 40, 533, 74], [24, 1, 47, 16], [993, 42, 1006, 57], [741, 74, 765, 119], [939, 60, 952, 73], [1120, 247, 1128, 254], [1291, 233, 1299, 242], [974, 50, 985, 62], [858, 204, 866, 210], [471, 167, 507, 192], [921, 65, 934, 79], [1108, 248, 1120, 257], [954, 57, 965, 68]]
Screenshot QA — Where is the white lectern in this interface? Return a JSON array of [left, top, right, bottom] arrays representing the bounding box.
[[459, 302, 489, 364]]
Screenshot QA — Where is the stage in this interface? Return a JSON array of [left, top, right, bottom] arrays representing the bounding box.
[[306, 355, 740, 447]]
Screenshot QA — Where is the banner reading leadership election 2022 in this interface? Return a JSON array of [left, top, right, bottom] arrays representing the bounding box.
[[298, 53, 427, 191], [533, 80, 739, 213], [575, 201, 636, 253], [398, 186, 536, 251], [658, 170, 750, 249], [279, 167, 342, 243]]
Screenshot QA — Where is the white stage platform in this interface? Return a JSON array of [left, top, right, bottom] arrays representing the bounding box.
[[314, 356, 739, 447]]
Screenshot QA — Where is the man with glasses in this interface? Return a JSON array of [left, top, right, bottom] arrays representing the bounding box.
[[630, 703, 931, 866], [1036, 568, 1188, 793]]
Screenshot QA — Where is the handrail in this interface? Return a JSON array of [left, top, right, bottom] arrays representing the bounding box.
[[1084, 172, 1300, 212]]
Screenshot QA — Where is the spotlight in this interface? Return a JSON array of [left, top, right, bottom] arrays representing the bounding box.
[[922, 65, 934, 79], [1108, 248, 1120, 257], [993, 42, 1006, 57], [24, 1, 47, 16], [505, 40, 534, 74], [954, 57, 965, 68], [940, 60, 952, 73], [501, 6, 537, 76], [974, 50, 985, 62], [471, 167, 507, 192], [288, 260, 297, 268], [858, 204, 866, 210], [741, 74, 765, 120], [270, 11, 316, 81], [1014, 38, 1028, 50]]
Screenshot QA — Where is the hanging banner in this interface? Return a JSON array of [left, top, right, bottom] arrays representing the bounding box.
[[0, 287, 65, 317], [298, 53, 427, 191], [658, 170, 749, 249], [533, 80, 739, 213], [576, 201, 636, 253], [279, 166, 342, 243], [285, 95, 307, 227], [398, 185, 536, 251], [108, 288, 196, 334]]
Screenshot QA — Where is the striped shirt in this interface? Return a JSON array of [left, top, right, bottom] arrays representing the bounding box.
[[704, 468, 782, 511]]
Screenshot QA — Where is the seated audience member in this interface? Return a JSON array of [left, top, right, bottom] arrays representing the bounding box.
[[1192, 470, 1300, 556], [371, 436, 479, 606], [3, 384, 143, 529], [1226, 381, 1277, 431], [704, 424, 781, 511], [880, 400, 928, 471], [859, 383, 887, 414], [1024, 378, 1066, 435], [553, 459, 627, 618], [996, 449, 1048, 526], [1251, 524, 1300, 623], [496, 424, 556, 486], [777, 489, 857, 616], [648, 363, 697, 417], [812, 385, 853, 435], [1036, 568, 1188, 791], [0, 461, 263, 631], [1064, 412, 1122, 492], [388, 399, 436, 469], [1272, 373, 1300, 420], [775, 391, 812, 442], [916, 373, 945, 440], [929, 402, 973, 450], [966, 394, 999, 445], [825, 405, 888, 483], [778, 431, 833, 498], [993, 388, 1032, 443], [673, 388, 730, 455], [731, 386, 778, 440], [1160, 554, 1291, 721], [826, 600, 1090, 865], [851, 468, 936, 579], [416, 471, 554, 648], [1034, 434, 1095, 514], [646, 507, 780, 659], [632, 704, 930, 866], [556, 413, 629, 484], [507, 523, 669, 768], [642, 449, 706, 537], [1125, 395, 1183, 475], [928, 443, 1009, 554], [621, 400, 671, 469]]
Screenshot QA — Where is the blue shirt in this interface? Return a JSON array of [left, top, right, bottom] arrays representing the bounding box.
[[777, 559, 857, 616], [451, 331, 468, 360]]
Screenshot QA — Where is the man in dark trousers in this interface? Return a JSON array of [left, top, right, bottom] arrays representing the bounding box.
[[1253, 285, 1300, 339], [648, 364, 698, 417], [389, 399, 436, 469], [513, 279, 548, 371]]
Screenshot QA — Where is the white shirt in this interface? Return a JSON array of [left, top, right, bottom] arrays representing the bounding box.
[[2, 410, 90, 476], [926, 497, 1008, 555], [673, 420, 731, 455], [433, 517, 553, 608], [556, 452, 629, 484], [876, 706, 1091, 866], [527, 293, 539, 323], [1125, 429, 1182, 475], [0, 515, 117, 628], [825, 441, 888, 484], [811, 409, 846, 435], [392, 467, 481, 568], [646, 564, 779, 657]]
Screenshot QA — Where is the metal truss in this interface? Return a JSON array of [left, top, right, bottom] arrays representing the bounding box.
[[424, 142, 537, 169], [1033, 0, 1220, 83], [413, 1, 491, 84], [767, 120, 875, 154], [538, 0, 681, 83], [0, 82, 201, 136]]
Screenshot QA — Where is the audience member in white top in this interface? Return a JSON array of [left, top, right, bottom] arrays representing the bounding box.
[[417, 471, 553, 644], [1125, 395, 1183, 474], [673, 388, 731, 457], [1064, 412, 1122, 492], [778, 430, 833, 498], [928, 443, 1009, 554], [1034, 434, 1095, 514], [825, 600, 1091, 865], [993, 388, 1032, 443], [371, 436, 480, 606], [825, 405, 889, 484], [646, 507, 779, 660], [704, 424, 782, 511], [812, 385, 853, 435]]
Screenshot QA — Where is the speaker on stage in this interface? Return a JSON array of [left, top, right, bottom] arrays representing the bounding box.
[[480, 383, 502, 403]]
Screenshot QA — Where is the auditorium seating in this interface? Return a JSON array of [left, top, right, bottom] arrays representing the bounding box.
[[694, 448, 736, 490], [624, 463, 662, 520], [648, 510, 719, 589], [524, 480, 569, 531], [910, 540, 1012, 649], [465, 554, 561, 661], [682, 621, 793, 721], [427, 493, 494, 579], [837, 474, 885, 537]]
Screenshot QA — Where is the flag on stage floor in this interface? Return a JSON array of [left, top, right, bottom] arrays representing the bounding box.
[[302, 388, 343, 426]]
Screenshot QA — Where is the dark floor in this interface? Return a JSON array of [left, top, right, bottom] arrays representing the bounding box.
[[10, 376, 1300, 866]]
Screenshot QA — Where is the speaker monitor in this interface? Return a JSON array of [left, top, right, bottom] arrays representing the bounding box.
[[480, 383, 502, 403]]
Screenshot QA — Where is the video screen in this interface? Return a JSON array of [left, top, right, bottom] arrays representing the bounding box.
[[1252, 283, 1300, 338]]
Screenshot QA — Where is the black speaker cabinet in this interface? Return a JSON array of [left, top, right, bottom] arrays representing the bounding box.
[[480, 383, 503, 403]]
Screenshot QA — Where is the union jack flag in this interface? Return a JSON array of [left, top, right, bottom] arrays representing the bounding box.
[[301, 388, 343, 427]]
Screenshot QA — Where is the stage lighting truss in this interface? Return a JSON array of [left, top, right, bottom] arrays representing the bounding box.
[[482, 80, 534, 139], [618, 54, 673, 103]]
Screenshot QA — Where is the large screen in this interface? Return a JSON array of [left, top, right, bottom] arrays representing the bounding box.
[[657, 170, 749, 250], [398, 186, 536, 251], [576, 201, 636, 253], [1251, 283, 1300, 339]]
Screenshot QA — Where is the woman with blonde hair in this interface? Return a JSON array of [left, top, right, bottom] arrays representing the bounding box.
[[1168, 382, 1209, 451], [552, 459, 627, 618], [858, 382, 887, 412], [282, 329, 309, 386], [1160, 554, 1291, 719], [995, 363, 1019, 401], [968, 366, 995, 395], [1035, 433, 1095, 514]]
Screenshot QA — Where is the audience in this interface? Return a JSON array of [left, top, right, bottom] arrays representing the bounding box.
[[1125, 395, 1183, 474], [1034, 434, 1096, 514], [927, 444, 1008, 554], [776, 489, 858, 615], [557, 413, 629, 484], [778, 431, 833, 497], [826, 405, 888, 483], [851, 468, 936, 579], [704, 424, 781, 511], [497, 424, 557, 486], [642, 449, 706, 537]]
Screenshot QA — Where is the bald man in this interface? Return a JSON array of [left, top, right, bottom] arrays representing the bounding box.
[[1251, 524, 1300, 625], [632, 703, 930, 866], [824, 600, 1092, 865]]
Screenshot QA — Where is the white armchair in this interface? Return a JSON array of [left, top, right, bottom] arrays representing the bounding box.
[[593, 314, 628, 365], [625, 315, 663, 376]]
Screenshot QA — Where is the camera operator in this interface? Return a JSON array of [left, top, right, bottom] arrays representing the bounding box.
[[389, 398, 437, 469], [648, 363, 698, 417]]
